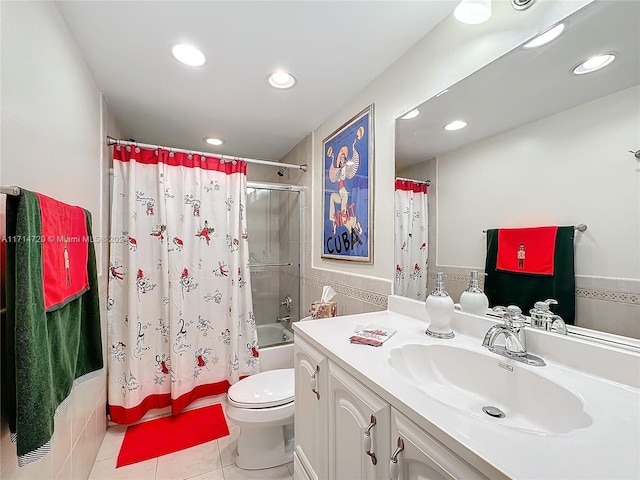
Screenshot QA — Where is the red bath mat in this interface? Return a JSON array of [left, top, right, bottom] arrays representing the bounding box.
[[116, 403, 229, 467]]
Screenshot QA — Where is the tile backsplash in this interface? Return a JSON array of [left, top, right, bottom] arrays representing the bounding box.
[[303, 271, 390, 318]]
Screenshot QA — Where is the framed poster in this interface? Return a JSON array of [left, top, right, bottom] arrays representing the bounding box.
[[322, 104, 373, 262]]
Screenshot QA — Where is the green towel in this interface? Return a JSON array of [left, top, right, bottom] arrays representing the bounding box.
[[1, 189, 103, 466], [484, 226, 576, 324]]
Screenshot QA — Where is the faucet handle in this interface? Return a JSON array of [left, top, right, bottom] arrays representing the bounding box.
[[505, 305, 527, 328], [492, 305, 527, 330], [533, 299, 558, 311], [492, 305, 525, 321], [491, 305, 507, 315], [530, 299, 560, 330], [506, 305, 522, 315]]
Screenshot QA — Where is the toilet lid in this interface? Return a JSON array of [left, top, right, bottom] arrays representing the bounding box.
[[228, 368, 294, 408]]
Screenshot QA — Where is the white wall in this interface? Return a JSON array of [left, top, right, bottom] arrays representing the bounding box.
[[1, 2, 109, 478], [310, 1, 591, 292]]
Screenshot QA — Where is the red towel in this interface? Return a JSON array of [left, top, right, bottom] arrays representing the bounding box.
[[35, 193, 89, 311], [496, 226, 558, 275]]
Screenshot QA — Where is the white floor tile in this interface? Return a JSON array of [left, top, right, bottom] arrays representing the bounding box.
[[92, 405, 292, 480], [155, 440, 222, 480], [183, 468, 225, 480], [94, 425, 127, 461], [223, 464, 293, 480], [88, 456, 157, 480], [218, 424, 240, 467]]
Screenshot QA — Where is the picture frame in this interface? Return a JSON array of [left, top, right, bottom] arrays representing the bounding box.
[[321, 104, 374, 262]]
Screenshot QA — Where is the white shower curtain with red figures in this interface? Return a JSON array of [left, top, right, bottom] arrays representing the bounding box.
[[394, 178, 429, 299], [107, 145, 259, 424]]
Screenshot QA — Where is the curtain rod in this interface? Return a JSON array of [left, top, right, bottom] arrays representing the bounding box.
[[482, 224, 588, 233], [106, 136, 308, 172], [395, 176, 431, 186], [0, 186, 20, 196]]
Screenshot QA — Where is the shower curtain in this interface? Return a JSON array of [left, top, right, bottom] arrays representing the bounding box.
[[394, 178, 429, 299], [107, 145, 259, 424]]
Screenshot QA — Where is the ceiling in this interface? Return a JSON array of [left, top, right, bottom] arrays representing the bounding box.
[[395, 0, 640, 170], [55, 1, 456, 161]]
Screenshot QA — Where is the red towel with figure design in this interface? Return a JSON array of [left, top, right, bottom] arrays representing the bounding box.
[[496, 226, 558, 276], [35, 193, 89, 311]]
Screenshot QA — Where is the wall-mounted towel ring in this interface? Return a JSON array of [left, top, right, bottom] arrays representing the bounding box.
[[629, 150, 640, 159]]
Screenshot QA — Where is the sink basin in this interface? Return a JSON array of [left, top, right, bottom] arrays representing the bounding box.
[[388, 344, 592, 435]]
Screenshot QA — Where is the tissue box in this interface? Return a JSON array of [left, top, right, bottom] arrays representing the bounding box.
[[310, 300, 338, 319]]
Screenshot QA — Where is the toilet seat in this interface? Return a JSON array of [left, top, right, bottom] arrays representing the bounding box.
[[227, 368, 294, 409]]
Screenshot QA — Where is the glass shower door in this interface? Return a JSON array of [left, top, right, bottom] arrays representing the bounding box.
[[246, 184, 300, 345]]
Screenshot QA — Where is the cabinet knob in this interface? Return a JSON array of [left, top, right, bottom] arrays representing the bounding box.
[[310, 364, 320, 400], [389, 437, 405, 480], [363, 414, 377, 465]]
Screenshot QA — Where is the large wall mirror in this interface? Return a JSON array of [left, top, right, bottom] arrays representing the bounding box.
[[395, 1, 639, 341]]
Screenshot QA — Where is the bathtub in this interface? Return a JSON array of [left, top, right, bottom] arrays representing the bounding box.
[[257, 323, 294, 371]]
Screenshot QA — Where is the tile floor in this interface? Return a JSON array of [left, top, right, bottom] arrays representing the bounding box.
[[89, 401, 294, 480]]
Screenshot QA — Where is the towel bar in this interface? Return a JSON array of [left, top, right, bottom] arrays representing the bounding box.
[[482, 224, 587, 234], [0, 185, 20, 196]]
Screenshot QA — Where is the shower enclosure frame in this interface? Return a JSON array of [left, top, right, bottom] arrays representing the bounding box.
[[247, 181, 302, 348]]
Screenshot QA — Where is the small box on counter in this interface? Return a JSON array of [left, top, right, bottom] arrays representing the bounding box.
[[310, 300, 338, 319]]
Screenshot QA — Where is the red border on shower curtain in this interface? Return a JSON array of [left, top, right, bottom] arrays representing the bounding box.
[[113, 145, 247, 175], [108, 380, 231, 425]]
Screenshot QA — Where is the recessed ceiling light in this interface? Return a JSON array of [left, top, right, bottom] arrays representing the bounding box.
[[523, 23, 565, 49], [444, 120, 468, 131], [267, 71, 296, 89], [203, 137, 225, 146], [401, 109, 420, 120], [454, 0, 492, 25], [572, 54, 616, 75], [171, 44, 206, 67]]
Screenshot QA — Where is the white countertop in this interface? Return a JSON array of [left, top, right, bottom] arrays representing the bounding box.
[[293, 297, 640, 480]]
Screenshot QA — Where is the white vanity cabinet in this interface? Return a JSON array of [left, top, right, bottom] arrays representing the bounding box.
[[389, 409, 487, 480], [328, 363, 391, 479], [294, 334, 487, 480], [293, 336, 328, 480]]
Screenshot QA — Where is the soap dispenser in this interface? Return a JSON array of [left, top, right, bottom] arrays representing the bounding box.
[[425, 272, 455, 339], [459, 270, 489, 316]]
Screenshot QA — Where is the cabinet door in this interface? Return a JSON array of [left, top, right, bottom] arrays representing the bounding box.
[[293, 451, 312, 480], [328, 363, 391, 480], [390, 409, 487, 480], [294, 337, 328, 480]]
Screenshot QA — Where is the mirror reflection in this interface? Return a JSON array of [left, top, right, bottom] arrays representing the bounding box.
[[394, 1, 640, 340]]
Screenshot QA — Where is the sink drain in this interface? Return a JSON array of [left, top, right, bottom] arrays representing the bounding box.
[[482, 406, 505, 418]]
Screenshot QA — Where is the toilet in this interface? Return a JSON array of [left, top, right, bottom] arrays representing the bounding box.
[[225, 368, 295, 470]]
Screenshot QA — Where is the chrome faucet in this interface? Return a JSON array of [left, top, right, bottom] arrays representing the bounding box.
[[491, 305, 527, 350], [483, 324, 527, 356], [529, 299, 567, 335], [280, 295, 293, 311], [482, 305, 546, 366], [276, 315, 291, 324]]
